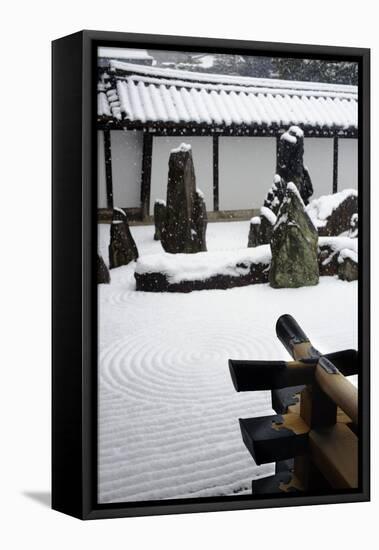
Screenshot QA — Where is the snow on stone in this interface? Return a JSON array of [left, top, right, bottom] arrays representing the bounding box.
[[289, 125, 304, 137], [338, 248, 358, 264], [260, 206, 277, 226], [319, 235, 358, 253], [287, 182, 305, 207], [97, 220, 358, 502], [98, 62, 357, 129], [135, 246, 271, 284], [319, 236, 358, 266], [171, 142, 192, 153], [155, 199, 166, 206], [306, 189, 358, 228], [196, 188, 204, 199], [113, 206, 126, 215], [250, 216, 261, 225], [280, 130, 297, 144]]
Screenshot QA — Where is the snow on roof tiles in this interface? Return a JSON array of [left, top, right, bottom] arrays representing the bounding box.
[[97, 62, 358, 129], [98, 48, 153, 60]]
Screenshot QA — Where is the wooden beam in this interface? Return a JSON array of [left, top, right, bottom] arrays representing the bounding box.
[[333, 136, 339, 193], [315, 364, 358, 425], [103, 129, 113, 209], [309, 424, 358, 489], [141, 133, 153, 220], [213, 135, 219, 211], [97, 120, 358, 139], [276, 135, 281, 172]]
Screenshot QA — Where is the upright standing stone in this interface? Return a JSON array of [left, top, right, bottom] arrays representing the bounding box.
[[277, 126, 313, 205], [192, 189, 207, 251], [160, 144, 207, 253], [249, 126, 312, 248], [153, 200, 166, 241], [269, 183, 319, 288], [97, 254, 110, 284], [108, 208, 139, 268]]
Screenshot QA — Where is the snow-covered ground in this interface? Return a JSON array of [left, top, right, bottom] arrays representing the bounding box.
[[98, 220, 358, 503]]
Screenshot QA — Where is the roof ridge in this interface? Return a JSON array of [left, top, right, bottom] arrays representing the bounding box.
[[109, 60, 358, 95]]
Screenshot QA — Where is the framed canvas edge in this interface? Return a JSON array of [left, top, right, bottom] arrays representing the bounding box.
[[53, 29, 370, 520]]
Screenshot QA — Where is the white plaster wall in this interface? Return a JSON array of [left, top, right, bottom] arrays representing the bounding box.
[[97, 130, 107, 208], [111, 130, 143, 208], [218, 137, 276, 210], [97, 130, 143, 208], [150, 136, 213, 214], [304, 138, 334, 198], [338, 138, 358, 191]]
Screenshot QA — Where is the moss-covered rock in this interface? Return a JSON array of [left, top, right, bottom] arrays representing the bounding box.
[[269, 183, 319, 288], [338, 254, 358, 282]]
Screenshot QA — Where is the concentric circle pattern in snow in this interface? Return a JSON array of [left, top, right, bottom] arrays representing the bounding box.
[[98, 221, 358, 503]]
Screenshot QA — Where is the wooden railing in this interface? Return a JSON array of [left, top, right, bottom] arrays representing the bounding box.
[[229, 314, 358, 494]]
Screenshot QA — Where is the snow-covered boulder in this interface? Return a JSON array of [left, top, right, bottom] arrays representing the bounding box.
[[306, 189, 358, 236], [135, 246, 271, 292], [338, 248, 358, 282], [318, 236, 358, 277], [269, 183, 319, 288]]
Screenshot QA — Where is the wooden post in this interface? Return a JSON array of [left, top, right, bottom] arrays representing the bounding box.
[[141, 133, 153, 220], [103, 129, 113, 209], [213, 135, 219, 212], [333, 136, 339, 193], [276, 135, 281, 172]]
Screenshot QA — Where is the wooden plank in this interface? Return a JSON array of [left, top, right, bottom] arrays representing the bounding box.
[[309, 424, 358, 489], [103, 129, 113, 209], [300, 383, 337, 429], [230, 350, 357, 392], [229, 359, 315, 390], [315, 364, 358, 425], [239, 413, 309, 465]]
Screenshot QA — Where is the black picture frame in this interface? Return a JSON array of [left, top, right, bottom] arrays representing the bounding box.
[[52, 30, 370, 520]]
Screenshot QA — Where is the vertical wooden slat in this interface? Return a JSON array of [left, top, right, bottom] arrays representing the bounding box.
[[213, 135, 219, 211], [103, 129, 113, 209], [333, 136, 339, 193], [141, 132, 153, 220]]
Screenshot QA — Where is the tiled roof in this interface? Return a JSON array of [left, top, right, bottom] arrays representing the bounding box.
[[97, 61, 358, 130]]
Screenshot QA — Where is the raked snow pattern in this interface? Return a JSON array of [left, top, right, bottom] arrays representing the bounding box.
[[98, 221, 357, 503]]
